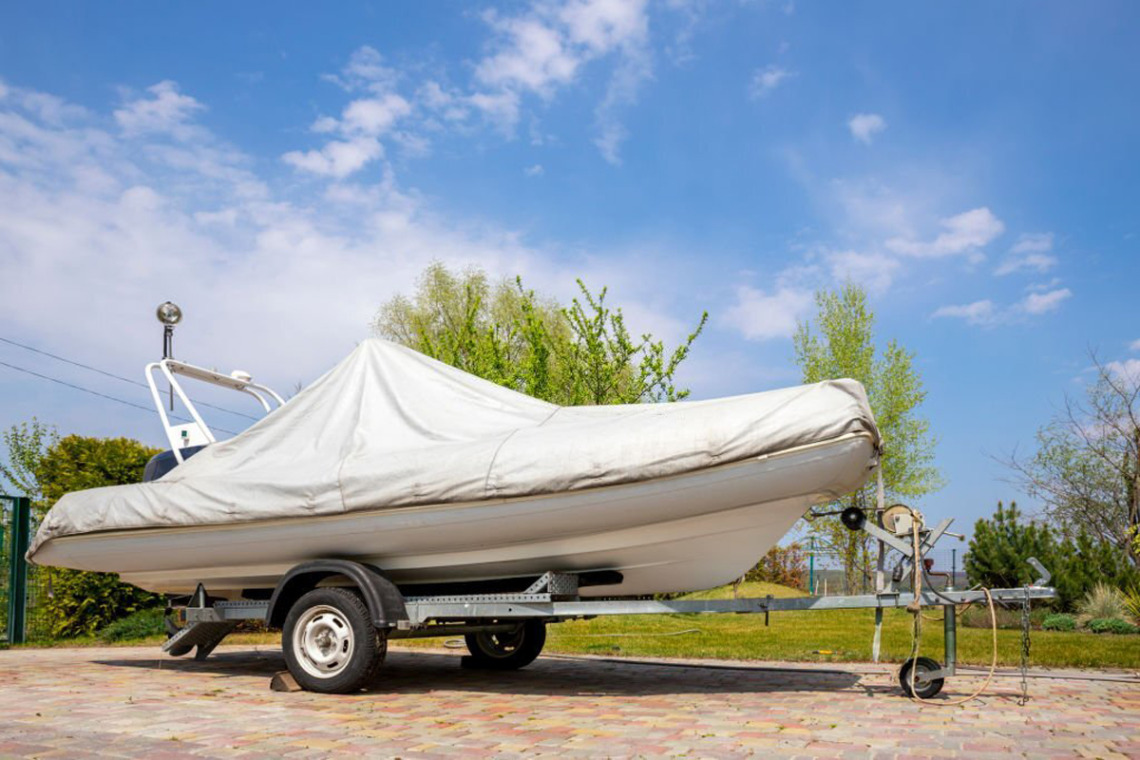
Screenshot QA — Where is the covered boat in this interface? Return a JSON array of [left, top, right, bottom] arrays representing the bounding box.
[[28, 338, 881, 597]]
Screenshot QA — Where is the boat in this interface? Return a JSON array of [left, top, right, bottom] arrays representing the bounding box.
[[27, 336, 881, 599]]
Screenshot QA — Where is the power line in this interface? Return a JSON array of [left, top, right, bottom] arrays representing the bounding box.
[[0, 359, 239, 436], [0, 335, 260, 421]]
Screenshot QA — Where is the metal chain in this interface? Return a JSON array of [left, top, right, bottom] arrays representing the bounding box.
[[1018, 585, 1031, 705]]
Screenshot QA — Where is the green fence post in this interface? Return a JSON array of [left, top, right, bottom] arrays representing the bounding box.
[[7, 496, 29, 645]]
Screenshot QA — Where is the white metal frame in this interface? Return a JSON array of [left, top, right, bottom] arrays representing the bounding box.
[[145, 359, 286, 461]]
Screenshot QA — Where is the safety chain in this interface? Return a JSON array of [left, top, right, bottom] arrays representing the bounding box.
[[1018, 585, 1031, 705]]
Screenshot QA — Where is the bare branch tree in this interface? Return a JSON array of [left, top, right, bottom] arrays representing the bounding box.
[[1004, 350, 1140, 567]]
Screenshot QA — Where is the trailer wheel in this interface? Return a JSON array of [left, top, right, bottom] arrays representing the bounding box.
[[898, 656, 945, 699], [463, 620, 546, 670], [282, 588, 387, 693]]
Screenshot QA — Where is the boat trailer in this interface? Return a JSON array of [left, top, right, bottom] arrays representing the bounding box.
[[166, 556, 1055, 697], [149, 305, 1057, 696]]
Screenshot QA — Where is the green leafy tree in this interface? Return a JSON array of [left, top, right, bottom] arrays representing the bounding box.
[[31, 434, 164, 638], [374, 262, 708, 405], [1006, 353, 1140, 567], [0, 418, 57, 505], [793, 282, 941, 592]]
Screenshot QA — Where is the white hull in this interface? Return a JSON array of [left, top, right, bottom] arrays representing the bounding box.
[[33, 433, 876, 598]]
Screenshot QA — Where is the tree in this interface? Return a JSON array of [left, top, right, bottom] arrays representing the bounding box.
[[374, 262, 708, 405], [1005, 354, 1140, 567], [0, 418, 57, 505], [965, 501, 1055, 589], [5, 430, 165, 638], [792, 283, 941, 592], [966, 500, 1139, 611]]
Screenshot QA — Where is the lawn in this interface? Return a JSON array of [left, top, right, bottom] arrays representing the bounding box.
[[17, 581, 1140, 670], [392, 581, 1140, 670]]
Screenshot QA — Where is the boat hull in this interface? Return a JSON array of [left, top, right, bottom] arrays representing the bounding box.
[[32, 434, 876, 598]]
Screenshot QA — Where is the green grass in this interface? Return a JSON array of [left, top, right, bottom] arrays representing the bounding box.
[[16, 581, 1139, 670], [394, 580, 1140, 670]]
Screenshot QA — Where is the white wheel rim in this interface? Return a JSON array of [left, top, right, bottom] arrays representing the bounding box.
[[292, 604, 355, 679]]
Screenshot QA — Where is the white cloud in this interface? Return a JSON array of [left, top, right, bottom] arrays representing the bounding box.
[[472, 0, 651, 160], [524, 163, 545, 177], [466, 90, 521, 135], [932, 287, 1072, 326], [286, 2, 653, 169], [847, 113, 886, 145], [1106, 358, 1140, 384], [114, 81, 205, 139], [932, 300, 996, 326], [0, 82, 541, 394], [476, 15, 582, 94], [0, 80, 701, 442], [750, 65, 792, 99], [1130, 338, 1140, 352], [995, 232, 1057, 275], [559, 0, 649, 53], [886, 207, 1004, 258], [285, 59, 412, 178], [339, 95, 413, 136], [593, 38, 651, 165], [825, 249, 899, 295], [322, 46, 398, 94], [723, 286, 812, 340], [282, 138, 384, 179], [418, 81, 470, 122], [1011, 232, 1053, 254], [1019, 287, 1071, 315]]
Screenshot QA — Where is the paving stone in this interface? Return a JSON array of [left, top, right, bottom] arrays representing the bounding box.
[[0, 645, 1137, 758]]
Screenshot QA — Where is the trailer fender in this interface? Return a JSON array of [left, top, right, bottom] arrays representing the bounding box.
[[266, 560, 409, 630]]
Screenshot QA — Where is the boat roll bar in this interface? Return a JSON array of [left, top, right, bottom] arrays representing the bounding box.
[[144, 358, 286, 462]]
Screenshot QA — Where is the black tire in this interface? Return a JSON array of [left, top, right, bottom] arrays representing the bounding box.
[[282, 587, 387, 694], [463, 620, 546, 670], [898, 656, 945, 699]]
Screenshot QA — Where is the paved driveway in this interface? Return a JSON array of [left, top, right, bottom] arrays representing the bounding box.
[[1, 645, 1137, 758]]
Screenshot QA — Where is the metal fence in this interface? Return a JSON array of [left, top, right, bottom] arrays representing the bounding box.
[[2, 494, 30, 644], [806, 541, 967, 596], [2, 494, 53, 644]]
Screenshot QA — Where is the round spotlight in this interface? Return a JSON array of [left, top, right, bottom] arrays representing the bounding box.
[[156, 301, 183, 326]]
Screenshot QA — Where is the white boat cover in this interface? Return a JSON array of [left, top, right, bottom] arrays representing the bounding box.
[[28, 339, 879, 559]]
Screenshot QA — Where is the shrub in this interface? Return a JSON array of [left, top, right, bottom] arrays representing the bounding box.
[[1042, 613, 1076, 632], [1077, 583, 1127, 623], [745, 543, 807, 589], [98, 607, 166, 643], [36, 435, 164, 637], [1124, 586, 1140, 625], [1086, 618, 1138, 635]]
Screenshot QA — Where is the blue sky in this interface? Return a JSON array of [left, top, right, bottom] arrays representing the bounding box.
[[1, 1, 1138, 540]]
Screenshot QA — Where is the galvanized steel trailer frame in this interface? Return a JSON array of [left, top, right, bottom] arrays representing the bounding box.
[[168, 567, 1056, 692]]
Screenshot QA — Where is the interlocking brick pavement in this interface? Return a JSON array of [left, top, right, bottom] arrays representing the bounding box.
[[0, 645, 1137, 758]]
